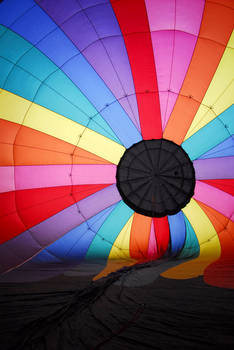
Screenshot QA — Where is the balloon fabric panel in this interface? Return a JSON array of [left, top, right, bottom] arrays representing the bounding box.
[[168, 211, 186, 257], [163, 0, 233, 144], [33, 204, 118, 264], [111, 0, 162, 139], [0, 0, 233, 289]]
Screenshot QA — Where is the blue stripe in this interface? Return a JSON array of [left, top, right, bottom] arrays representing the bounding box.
[[11, 3, 57, 44], [198, 136, 234, 159], [0, 0, 34, 27], [31, 250, 62, 264], [168, 211, 186, 256], [63, 54, 142, 147], [32, 204, 117, 264], [0, 0, 142, 146], [182, 105, 234, 160], [0, 25, 122, 143]]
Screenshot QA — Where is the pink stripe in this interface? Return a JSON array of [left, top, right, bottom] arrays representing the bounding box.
[[194, 181, 234, 219], [147, 220, 157, 258], [145, 0, 204, 35], [145, 0, 204, 129], [8, 164, 117, 191], [0, 167, 15, 192], [151, 31, 198, 129], [146, 0, 175, 32]]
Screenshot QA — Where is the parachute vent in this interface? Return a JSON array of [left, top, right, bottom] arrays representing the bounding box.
[[116, 139, 195, 217]]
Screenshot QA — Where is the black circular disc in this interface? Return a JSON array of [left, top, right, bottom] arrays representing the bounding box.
[[116, 139, 195, 217]]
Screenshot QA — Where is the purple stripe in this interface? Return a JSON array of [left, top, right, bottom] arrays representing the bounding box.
[[83, 36, 140, 130], [0, 184, 121, 272], [35, 0, 82, 24], [0, 231, 42, 273], [35, 0, 140, 130], [193, 157, 234, 180]]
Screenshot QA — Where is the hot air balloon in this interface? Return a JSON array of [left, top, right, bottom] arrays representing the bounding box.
[[0, 0, 233, 291]]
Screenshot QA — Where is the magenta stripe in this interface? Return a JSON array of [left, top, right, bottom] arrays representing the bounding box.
[[194, 157, 234, 180], [147, 219, 157, 258], [1, 164, 117, 191], [0, 167, 15, 193], [152, 31, 198, 129], [194, 181, 234, 219], [145, 0, 204, 129], [0, 184, 121, 272]]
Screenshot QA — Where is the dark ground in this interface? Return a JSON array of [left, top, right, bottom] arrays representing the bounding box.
[[1, 262, 234, 350]]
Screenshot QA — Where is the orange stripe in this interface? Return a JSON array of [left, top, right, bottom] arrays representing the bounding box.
[[163, 0, 234, 144], [0, 119, 110, 166], [129, 213, 152, 260], [197, 200, 234, 288], [196, 200, 233, 244], [93, 259, 136, 281]]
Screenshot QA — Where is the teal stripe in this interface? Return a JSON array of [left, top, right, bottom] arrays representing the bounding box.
[[0, 24, 6, 37], [182, 105, 234, 160], [0, 26, 31, 62], [85, 201, 133, 261], [177, 215, 200, 259], [18, 46, 56, 81], [0, 26, 121, 143], [0, 57, 13, 87], [45, 70, 99, 117], [5, 65, 41, 101]]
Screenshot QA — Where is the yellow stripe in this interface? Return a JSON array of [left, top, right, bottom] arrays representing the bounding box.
[[0, 89, 125, 164], [109, 215, 133, 259], [93, 216, 136, 280], [185, 30, 234, 140], [161, 199, 221, 279], [0, 88, 31, 124]]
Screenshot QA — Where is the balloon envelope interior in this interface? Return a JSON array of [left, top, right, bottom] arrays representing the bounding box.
[[0, 0, 233, 289]]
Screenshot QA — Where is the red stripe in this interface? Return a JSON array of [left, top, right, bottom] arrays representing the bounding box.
[[0, 184, 109, 244], [153, 217, 170, 258], [201, 179, 234, 196], [111, 0, 162, 139]]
